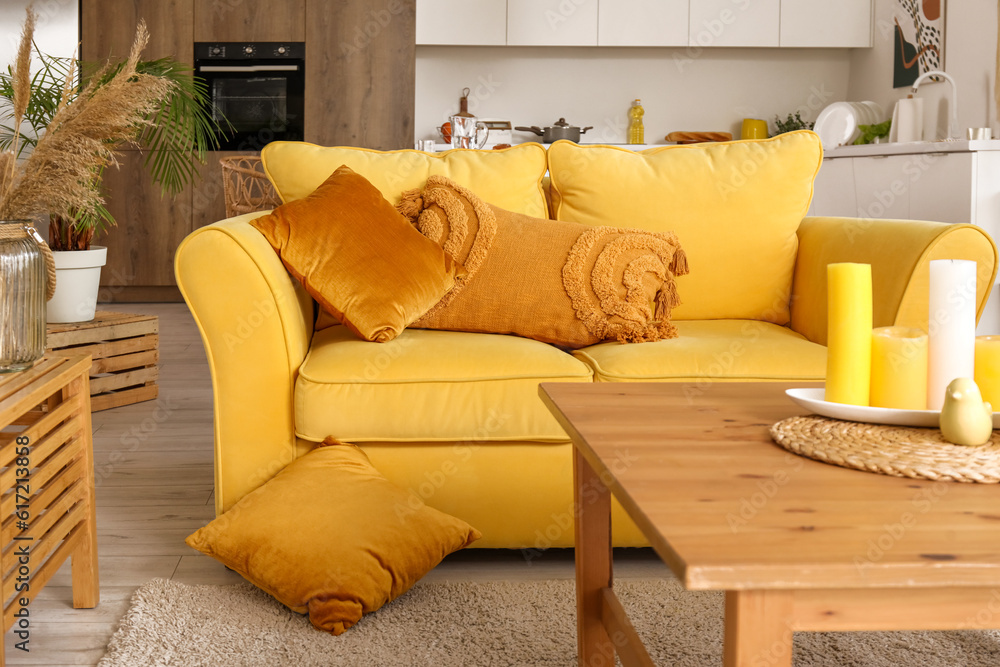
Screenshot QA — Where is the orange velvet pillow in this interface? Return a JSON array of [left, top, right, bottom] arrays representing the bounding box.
[[251, 165, 463, 342], [185, 442, 481, 635]]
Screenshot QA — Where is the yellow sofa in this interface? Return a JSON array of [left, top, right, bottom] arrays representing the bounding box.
[[175, 133, 997, 550]]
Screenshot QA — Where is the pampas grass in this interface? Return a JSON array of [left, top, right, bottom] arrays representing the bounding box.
[[0, 8, 175, 225]]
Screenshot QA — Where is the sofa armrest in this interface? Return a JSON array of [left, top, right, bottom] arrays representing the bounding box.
[[175, 213, 316, 515], [790, 217, 998, 345]]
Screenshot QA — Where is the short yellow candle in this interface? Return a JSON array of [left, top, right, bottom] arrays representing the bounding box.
[[825, 263, 872, 405], [974, 335, 1000, 411], [870, 327, 927, 409]]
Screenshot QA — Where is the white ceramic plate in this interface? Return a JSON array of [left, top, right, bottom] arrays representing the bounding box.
[[785, 387, 1000, 428], [813, 102, 858, 150]]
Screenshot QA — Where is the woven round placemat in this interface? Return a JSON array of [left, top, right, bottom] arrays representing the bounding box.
[[770, 415, 1000, 483]]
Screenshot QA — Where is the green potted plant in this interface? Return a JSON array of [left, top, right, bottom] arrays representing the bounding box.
[[772, 111, 815, 135], [0, 8, 223, 322]]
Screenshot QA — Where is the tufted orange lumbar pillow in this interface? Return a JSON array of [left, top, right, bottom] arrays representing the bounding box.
[[397, 176, 689, 349], [251, 165, 463, 343]]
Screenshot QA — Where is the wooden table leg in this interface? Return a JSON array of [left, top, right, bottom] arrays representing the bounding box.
[[574, 447, 614, 667], [68, 375, 99, 609], [724, 590, 794, 667]]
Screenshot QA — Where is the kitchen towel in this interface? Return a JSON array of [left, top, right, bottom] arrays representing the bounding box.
[[890, 97, 924, 143]]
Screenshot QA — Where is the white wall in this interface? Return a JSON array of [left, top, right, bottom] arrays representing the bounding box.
[[848, 0, 998, 140], [416, 45, 852, 145], [0, 1, 79, 66]]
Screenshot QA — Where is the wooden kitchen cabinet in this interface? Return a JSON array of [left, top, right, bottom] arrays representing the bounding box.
[[688, 0, 779, 47], [82, 0, 193, 63], [416, 0, 507, 45], [780, 0, 871, 47], [98, 151, 193, 297], [598, 0, 688, 47], [507, 0, 598, 46], [194, 0, 305, 42], [305, 0, 416, 149], [82, 0, 194, 300]]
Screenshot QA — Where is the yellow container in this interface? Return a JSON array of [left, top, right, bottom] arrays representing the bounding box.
[[825, 263, 872, 406], [870, 327, 928, 409], [628, 99, 644, 145], [974, 335, 1000, 411], [741, 118, 768, 140]]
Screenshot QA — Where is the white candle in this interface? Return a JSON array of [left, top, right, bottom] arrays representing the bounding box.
[[927, 259, 978, 410]]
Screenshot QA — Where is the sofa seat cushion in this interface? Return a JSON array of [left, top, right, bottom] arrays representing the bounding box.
[[547, 132, 823, 325], [296, 325, 593, 442], [573, 320, 826, 382], [261, 141, 549, 217]]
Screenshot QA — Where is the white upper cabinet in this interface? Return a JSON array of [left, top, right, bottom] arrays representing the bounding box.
[[688, 0, 779, 47], [418, 0, 873, 48], [507, 0, 599, 46], [598, 0, 688, 47], [780, 0, 872, 47], [416, 0, 508, 46]]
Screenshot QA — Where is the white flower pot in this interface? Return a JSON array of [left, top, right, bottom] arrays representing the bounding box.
[[47, 246, 108, 324]]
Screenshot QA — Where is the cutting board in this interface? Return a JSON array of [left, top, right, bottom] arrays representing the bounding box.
[[665, 131, 733, 144]]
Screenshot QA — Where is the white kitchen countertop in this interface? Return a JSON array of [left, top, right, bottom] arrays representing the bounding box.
[[430, 142, 672, 152], [824, 139, 1000, 158]]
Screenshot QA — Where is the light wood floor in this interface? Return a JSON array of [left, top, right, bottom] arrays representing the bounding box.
[[5, 303, 666, 665]]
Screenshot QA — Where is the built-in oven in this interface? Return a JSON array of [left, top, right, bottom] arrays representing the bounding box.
[[194, 42, 305, 151]]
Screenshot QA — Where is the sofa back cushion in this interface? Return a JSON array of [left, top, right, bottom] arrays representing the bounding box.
[[547, 131, 822, 324], [261, 142, 549, 217]]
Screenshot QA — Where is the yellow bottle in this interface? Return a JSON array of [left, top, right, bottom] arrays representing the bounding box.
[[628, 98, 644, 145]]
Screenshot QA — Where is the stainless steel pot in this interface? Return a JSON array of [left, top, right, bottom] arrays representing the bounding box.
[[515, 118, 593, 143]]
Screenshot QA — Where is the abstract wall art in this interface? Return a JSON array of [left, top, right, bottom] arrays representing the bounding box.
[[893, 0, 946, 88]]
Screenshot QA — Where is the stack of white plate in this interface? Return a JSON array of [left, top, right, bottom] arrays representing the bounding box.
[[813, 101, 886, 150]]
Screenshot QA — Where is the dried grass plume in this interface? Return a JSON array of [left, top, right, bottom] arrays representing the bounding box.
[[0, 9, 175, 222]]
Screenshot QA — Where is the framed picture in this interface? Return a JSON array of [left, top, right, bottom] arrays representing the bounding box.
[[892, 0, 946, 88]]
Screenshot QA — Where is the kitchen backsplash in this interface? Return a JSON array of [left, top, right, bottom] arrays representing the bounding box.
[[415, 45, 851, 145]]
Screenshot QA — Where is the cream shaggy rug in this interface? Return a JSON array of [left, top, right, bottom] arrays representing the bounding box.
[[99, 577, 1000, 666]]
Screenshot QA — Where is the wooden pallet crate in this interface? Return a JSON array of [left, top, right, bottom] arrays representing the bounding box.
[[46, 312, 159, 411]]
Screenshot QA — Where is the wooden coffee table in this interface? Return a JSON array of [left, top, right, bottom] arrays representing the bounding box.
[[540, 381, 1000, 667]]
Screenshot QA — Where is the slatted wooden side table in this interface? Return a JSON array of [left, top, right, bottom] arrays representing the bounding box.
[[46, 312, 159, 411], [0, 356, 99, 664]]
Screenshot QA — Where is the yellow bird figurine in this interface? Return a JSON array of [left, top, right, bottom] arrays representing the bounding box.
[[939, 378, 994, 446]]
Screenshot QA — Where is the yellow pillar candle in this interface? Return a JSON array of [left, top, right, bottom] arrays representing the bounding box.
[[974, 335, 1000, 411], [825, 263, 872, 405], [870, 327, 928, 409]]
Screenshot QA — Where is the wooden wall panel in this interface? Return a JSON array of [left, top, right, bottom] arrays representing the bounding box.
[[305, 0, 415, 149], [194, 0, 306, 42], [82, 0, 193, 63], [97, 151, 193, 289]]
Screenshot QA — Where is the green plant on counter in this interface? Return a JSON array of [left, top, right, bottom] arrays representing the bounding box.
[[854, 119, 892, 145], [773, 112, 814, 135]]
